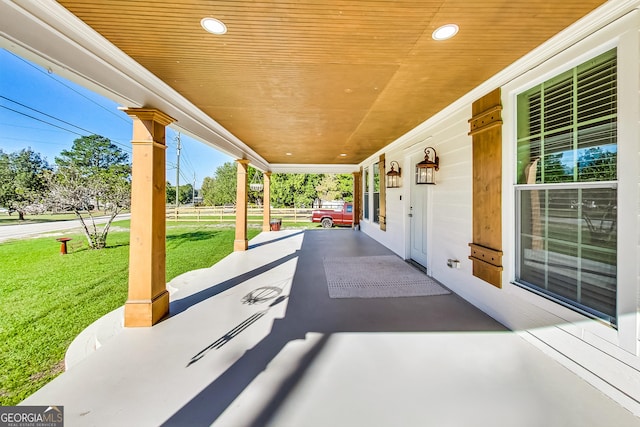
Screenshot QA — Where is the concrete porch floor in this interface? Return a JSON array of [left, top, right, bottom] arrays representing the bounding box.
[[23, 229, 640, 426]]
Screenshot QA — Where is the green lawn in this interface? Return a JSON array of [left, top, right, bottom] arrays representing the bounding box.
[[0, 213, 80, 225], [0, 222, 260, 405]]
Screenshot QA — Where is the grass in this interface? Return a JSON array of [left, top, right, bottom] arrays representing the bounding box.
[[0, 213, 80, 225], [0, 222, 260, 405], [1, 212, 322, 229], [0, 211, 133, 225]]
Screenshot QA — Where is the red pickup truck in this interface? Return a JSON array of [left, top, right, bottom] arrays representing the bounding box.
[[311, 203, 354, 228]]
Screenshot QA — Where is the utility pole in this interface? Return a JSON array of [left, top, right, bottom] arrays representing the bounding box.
[[175, 132, 181, 220], [193, 173, 196, 205]]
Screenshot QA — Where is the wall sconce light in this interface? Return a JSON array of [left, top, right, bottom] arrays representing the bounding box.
[[386, 161, 401, 188], [416, 147, 439, 185]]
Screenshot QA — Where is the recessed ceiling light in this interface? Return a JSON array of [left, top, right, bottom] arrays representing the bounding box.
[[201, 17, 227, 35], [432, 24, 459, 41], [340, 153, 347, 157], [286, 152, 292, 156]]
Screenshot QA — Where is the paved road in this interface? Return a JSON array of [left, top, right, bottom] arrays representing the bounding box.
[[0, 214, 131, 243]]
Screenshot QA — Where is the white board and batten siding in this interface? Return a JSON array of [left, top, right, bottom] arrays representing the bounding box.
[[359, 2, 640, 415]]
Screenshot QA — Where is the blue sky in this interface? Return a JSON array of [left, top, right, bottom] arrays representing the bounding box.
[[0, 48, 232, 188]]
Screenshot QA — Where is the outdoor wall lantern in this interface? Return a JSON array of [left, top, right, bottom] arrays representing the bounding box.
[[386, 161, 402, 188], [416, 147, 439, 185]]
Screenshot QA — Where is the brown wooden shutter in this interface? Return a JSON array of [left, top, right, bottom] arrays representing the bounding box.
[[468, 88, 503, 288], [379, 154, 386, 231], [353, 169, 361, 226]]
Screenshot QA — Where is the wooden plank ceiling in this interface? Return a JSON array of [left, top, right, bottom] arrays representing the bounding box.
[[58, 0, 606, 166]]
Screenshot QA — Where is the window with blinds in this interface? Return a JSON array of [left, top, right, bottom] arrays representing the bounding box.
[[515, 49, 617, 325]]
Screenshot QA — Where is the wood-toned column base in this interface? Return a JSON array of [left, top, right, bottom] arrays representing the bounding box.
[[234, 239, 248, 251], [124, 290, 169, 327]]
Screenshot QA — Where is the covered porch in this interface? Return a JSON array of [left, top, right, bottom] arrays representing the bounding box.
[[23, 229, 639, 426], [3, 0, 640, 420]]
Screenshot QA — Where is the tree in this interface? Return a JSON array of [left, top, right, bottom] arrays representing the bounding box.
[[315, 174, 353, 203], [336, 174, 354, 202], [49, 135, 131, 249], [56, 134, 129, 173], [166, 182, 194, 204], [0, 148, 51, 220], [199, 163, 355, 208], [578, 147, 617, 181], [200, 176, 216, 206], [166, 181, 175, 204], [542, 153, 572, 183], [200, 162, 238, 206], [316, 175, 341, 202], [271, 173, 320, 207]]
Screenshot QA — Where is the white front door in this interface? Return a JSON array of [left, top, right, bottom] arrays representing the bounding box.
[[410, 153, 428, 268]]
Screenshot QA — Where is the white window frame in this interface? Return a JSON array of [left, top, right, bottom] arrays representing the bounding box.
[[373, 161, 380, 224], [502, 12, 639, 354], [514, 49, 618, 326]]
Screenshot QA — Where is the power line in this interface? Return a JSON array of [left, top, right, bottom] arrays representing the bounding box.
[[2, 95, 99, 136], [0, 135, 70, 146], [165, 132, 196, 179], [164, 169, 195, 186], [0, 122, 69, 134], [177, 155, 195, 180], [0, 95, 132, 151], [0, 104, 85, 137], [180, 144, 196, 172], [0, 100, 132, 154], [7, 50, 131, 125], [179, 169, 191, 184]]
